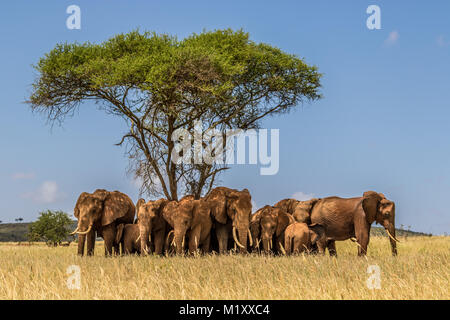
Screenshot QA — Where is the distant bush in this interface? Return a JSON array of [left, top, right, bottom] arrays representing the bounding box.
[[27, 210, 74, 246]]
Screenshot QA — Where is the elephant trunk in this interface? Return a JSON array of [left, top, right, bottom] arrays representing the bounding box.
[[262, 237, 271, 253], [174, 229, 187, 255], [237, 227, 248, 253], [139, 224, 151, 255]]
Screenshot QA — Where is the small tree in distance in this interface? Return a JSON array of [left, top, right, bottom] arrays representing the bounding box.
[[27, 210, 73, 246]]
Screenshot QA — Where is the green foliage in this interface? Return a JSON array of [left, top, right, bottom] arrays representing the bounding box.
[[27, 210, 74, 246], [28, 29, 322, 199]]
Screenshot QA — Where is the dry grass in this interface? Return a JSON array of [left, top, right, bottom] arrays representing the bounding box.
[[0, 236, 448, 300]]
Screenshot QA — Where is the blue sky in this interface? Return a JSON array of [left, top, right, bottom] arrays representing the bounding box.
[[0, 1, 449, 234]]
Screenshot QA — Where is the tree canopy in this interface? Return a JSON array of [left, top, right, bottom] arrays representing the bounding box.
[[28, 29, 322, 200], [27, 210, 73, 246]]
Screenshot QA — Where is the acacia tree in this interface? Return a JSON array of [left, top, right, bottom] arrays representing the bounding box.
[[27, 210, 73, 246], [29, 29, 321, 200]]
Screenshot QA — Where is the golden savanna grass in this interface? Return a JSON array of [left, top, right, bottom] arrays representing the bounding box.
[[0, 236, 448, 300]]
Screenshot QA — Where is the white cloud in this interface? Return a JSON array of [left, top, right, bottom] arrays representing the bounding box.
[[291, 191, 315, 201], [251, 199, 258, 211], [12, 172, 35, 180], [22, 181, 65, 204], [437, 35, 447, 47], [385, 30, 399, 46]]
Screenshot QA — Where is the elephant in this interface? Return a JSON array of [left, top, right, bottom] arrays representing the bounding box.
[[249, 205, 294, 254], [205, 187, 252, 254], [135, 198, 168, 255], [71, 189, 135, 256], [310, 191, 398, 256], [162, 196, 214, 255], [115, 223, 140, 255], [284, 222, 326, 255], [274, 198, 320, 224]]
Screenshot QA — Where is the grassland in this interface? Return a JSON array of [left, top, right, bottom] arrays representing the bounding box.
[[0, 236, 448, 300]]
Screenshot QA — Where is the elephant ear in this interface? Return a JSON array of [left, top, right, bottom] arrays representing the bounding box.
[[250, 207, 263, 235], [154, 199, 169, 215], [362, 191, 382, 224], [74, 192, 90, 219], [101, 191, 132, 226], [274, 199, 297, 214], [115, 223, 125, 244], [287, 199, 299, 214], [209, 193, 228, 224], [162, 201, 178, 227], [276, 209, 292, 237], [308, 223, 326, 245]]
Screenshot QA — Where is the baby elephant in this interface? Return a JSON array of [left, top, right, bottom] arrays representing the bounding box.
[[116, 224, 141, 255], [284, 222, 326, 255]]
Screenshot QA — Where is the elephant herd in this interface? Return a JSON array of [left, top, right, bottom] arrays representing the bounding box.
[[71, 187, 399, 257]]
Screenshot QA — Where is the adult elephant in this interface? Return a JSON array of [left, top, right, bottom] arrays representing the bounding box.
[[205, 187, 252, 254], [249, 205, 294, 254], [162, 196, 214, 255], [274, 198, 320, 223], [71, 189, 135, 256], [136, 198, 168, 255], [310, 191, 398, 256]]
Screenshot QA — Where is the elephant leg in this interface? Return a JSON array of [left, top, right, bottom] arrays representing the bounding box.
[[113, 243, 120, 256], [356, 233, 369, 256], [86, 229, 96, 256], [102, 224, 115, 256], [355, 218, 370, 256], [284, 236, 291, 255], [153, 229, 165, 255], [124, 238, 133, 255], [327, 240, 337, 257], [316, 238, 327, 255], [215, 223, 229, 254], [201, 233, 211, 254], [77, 234, 86, 256]]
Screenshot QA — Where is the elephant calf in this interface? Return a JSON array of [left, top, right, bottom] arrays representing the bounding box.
[[284, 222, 326, 255], [116, 224, 140, 255]]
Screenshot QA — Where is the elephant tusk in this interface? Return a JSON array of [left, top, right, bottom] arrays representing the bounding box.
[[76, 225, 92, 235], [255, 238, 261, 249], [269, 239, 273, 250], [70, 227, 79, 235], [182, 236, 185, 249], [386, 229, 400, 243], [166, 230, 174, 246], [247, 229, 253, 247], [232, 227, 245, 249], [135, 235, 141, 244], [350, 237, 357, 242], [279, 242, 286, 255]]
